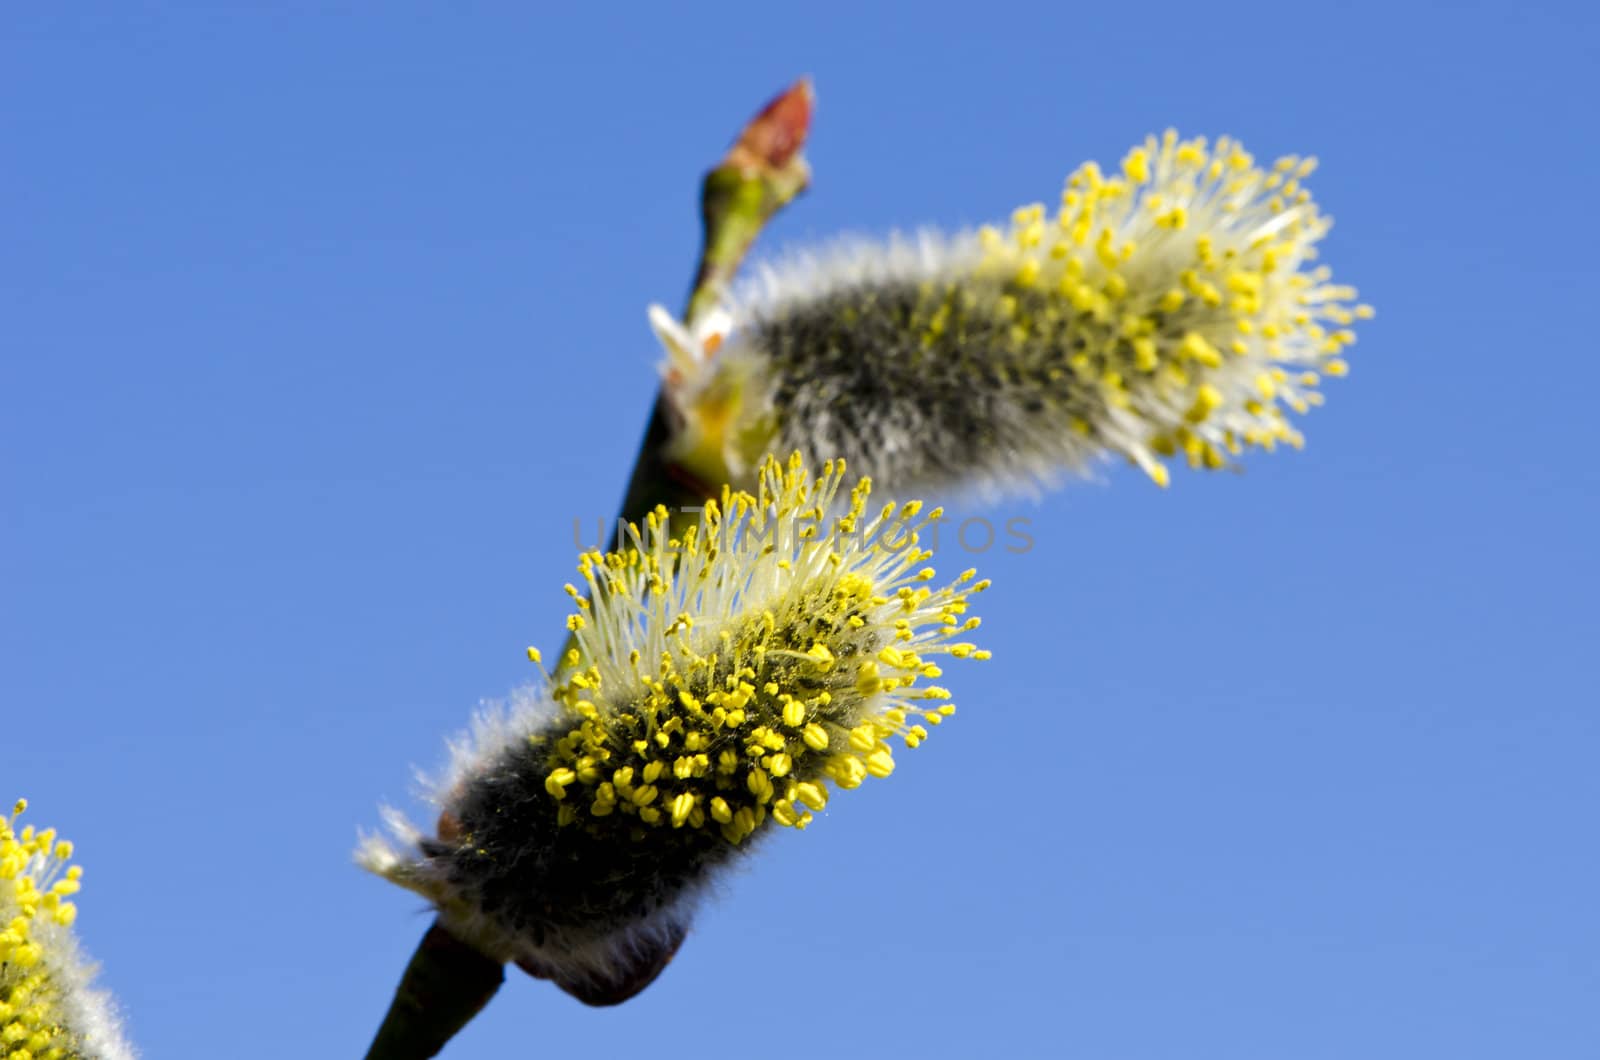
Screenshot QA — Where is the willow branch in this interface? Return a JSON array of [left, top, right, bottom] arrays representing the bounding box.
[[361, 78, 814, 1060]]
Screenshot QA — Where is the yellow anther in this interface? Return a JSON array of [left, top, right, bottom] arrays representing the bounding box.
[[865, 749, 896, 778], [1186, 383, 1225, 423], [1122, 147, 1151, 184], [1179, 332, 1224, 368], [795, 782, 829, 812], [544, 768, 577, 799], [806, 643, 836, 672], [670, 792, 696, 828]]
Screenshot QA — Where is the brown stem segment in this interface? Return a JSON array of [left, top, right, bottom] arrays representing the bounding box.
[[362, 78, 814, 1060], [363, 920, 504, 1060]]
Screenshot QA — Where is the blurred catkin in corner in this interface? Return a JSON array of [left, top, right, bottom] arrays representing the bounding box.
[[1, 799, 137, 1060]]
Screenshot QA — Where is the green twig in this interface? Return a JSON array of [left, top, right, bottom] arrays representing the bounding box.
[[362, 922, 504, 1060]]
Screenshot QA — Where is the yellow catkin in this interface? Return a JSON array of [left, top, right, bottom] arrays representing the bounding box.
[[658, 132, 1369, 494], [540, 455, 990, 846]]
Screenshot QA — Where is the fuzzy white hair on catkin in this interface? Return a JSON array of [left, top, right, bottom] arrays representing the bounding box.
[[356, 685, 706, 978], [357, 684, 557, 887], [661, 229, 1121, 499], [36, 925, 137, 1060], [730, 229, 984, 321]]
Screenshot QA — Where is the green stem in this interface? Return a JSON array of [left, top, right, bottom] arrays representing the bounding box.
[[362, 921, 504, 1060]]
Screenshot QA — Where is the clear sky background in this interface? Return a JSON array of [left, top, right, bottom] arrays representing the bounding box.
[[3, 4, 1596, 1058]]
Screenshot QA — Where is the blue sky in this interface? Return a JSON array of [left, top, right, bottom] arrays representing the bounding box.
[[3, 3, 1596, 1057]]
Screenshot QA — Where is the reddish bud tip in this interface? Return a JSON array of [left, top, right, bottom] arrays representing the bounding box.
[[727, 77, 814, 174]]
